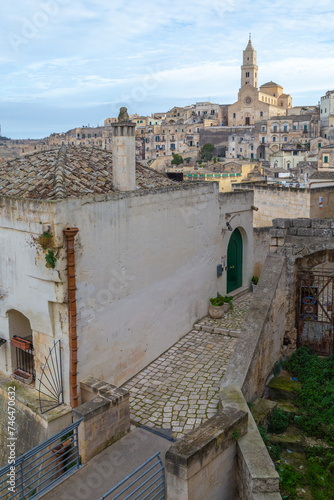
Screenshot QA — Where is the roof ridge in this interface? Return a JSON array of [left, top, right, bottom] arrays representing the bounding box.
[[53, 146, 67, 199]]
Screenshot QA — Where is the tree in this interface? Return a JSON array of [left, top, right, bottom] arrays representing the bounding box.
[[184, 157, 192, 164], [200, 143, 215, 161], [171, 153, 184, 166]]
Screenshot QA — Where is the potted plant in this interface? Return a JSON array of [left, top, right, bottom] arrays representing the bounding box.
[[223, 295, 234, 312], [251, 275, 259, 292], [209, 293, 233, 318]]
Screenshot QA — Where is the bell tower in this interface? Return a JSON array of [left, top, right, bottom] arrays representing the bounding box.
[[241, 34, 258, 89]]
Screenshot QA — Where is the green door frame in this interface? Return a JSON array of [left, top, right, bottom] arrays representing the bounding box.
[[227, 228, 243, 294]]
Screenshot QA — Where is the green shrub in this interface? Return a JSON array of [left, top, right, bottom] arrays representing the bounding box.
[[268, 408, 290, 434], [284, 347, 334, 440], [278, 463, 304, 499]]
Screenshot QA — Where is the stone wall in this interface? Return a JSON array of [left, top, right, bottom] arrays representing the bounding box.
[[0, 374, 71, 467], [54, 182, 253, 388], [219, 252, 286, 499], [72, 377, 130, 463], [253, 227, 271, 276], [236, 184, 334, 227], [165, 408, 248, 500]]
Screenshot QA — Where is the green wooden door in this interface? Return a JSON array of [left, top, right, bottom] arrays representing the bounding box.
[[227, 228, 243, 293]]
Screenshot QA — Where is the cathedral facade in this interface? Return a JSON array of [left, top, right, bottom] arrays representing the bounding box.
[[228, 37, 292, 127]]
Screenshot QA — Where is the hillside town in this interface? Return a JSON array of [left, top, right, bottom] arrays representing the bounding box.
[[0, 36, 333, 500]]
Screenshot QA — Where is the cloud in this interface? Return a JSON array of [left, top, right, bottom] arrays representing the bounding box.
[[1, 0, 334, 137]]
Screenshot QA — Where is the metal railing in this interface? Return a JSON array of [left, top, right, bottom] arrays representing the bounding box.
[[0, 419, 83, 500], [99, 452, 165, 500]]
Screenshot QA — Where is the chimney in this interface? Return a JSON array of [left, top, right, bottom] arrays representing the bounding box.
[[111, 107, 136, 191]]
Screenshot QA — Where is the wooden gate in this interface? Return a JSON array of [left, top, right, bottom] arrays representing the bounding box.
[[297, 269, 334, 356]]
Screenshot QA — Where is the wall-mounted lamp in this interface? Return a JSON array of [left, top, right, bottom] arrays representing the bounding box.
[[251, 205, 259, 211], [226, 221, 233, 231]]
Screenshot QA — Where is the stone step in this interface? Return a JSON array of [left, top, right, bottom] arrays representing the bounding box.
[[267, 371, 301, 402], [251, 398, 277, 426], [268, 425, 305, 453]]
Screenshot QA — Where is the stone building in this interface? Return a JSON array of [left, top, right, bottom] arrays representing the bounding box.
[[228, 37, 292, 127], [318, 144, 334, 171], [320, 89, 334, 140], [0, 115, 254, 456]]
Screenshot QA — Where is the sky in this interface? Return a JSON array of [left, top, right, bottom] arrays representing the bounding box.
[[1, 0, 334, 139]]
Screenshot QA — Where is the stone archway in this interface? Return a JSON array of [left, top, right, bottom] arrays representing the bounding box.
[[8, 310, 35, 383], [257, 144, 266, 160]]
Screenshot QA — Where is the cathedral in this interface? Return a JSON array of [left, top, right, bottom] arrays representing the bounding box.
[[228, 36, 292, 126]]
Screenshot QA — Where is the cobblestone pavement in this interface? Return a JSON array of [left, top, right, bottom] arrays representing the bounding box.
[[122, 292, 253, 439]]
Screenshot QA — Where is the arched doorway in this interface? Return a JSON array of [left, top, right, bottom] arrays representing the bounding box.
[[227, 228, 243, 293], [8, 310, 35, 383], [257, 144, 266, 160]]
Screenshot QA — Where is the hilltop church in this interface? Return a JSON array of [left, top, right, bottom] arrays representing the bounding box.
[[228, 36, 292, 126]]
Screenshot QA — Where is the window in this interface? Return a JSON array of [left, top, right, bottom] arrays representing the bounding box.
[[246, 72, 250, 77], [293, 151, 298, 156], [240, 148, 242, 152], [324, 155, 329, 163], [260, 112, 263, 117], [233, 113, 236, 118], [283, 125, 288, 132], [211, 110, 215, 115], [262, 137, 265, 143], [284, 136, 288, 142], [273, 125, 278, 132], [273, 136, 276, 142], [318, 142, 322, 148], [155, 136, 160, 141], [304, 125, 307, 131], [170, 144, 175, 150], [287, 162, 291, 169]]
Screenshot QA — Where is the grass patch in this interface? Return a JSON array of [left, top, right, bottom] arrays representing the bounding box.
[[305, 446, 334, 500], [284, 347, 334, 441]]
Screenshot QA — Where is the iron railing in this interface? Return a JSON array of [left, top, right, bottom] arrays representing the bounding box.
[[0, 419, 83, 500], [99, 452, 165, 500], [38, 340, 64, 414]]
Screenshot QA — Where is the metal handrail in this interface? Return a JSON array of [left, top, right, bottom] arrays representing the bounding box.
[[100, 452, 165, 500], [0, 418, 83, 500]]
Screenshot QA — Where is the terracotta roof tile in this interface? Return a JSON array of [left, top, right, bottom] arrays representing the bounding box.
[[0, 146, 175, 200]]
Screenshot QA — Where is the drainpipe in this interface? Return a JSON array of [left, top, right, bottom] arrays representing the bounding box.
[[64, 227, 79, 408]]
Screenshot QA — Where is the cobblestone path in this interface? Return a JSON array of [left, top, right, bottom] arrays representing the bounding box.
[[122, 293, 252, 439]]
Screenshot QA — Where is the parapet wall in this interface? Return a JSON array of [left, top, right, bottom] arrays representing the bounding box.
[[219, 252, 286, 499]]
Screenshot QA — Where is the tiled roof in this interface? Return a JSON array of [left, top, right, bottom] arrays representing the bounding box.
[[0, 146, 175, 200], [310, 171, 334, 179]]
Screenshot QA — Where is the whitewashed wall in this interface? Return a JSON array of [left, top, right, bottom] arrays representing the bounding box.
[[0, 196, 70, 402], [57, 183, 222, 386]]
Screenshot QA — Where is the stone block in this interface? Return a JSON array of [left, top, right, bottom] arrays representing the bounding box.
[[276, 229, 286, 238], [269, 246, 277, 253], [331, 220, 334, 229], [287, 227, 297, 235], [74, 380, 131, 463], [297, 227, 313, 236], [277, 237, 285, 247], [272, 219, 291, 229], [311, 219, 331, 229], [165, 408, 247, 500], [292, 218, 311, 228], [270, 237, 277, 246], [314, 229, 332, 238], [269, 228, 278, 237]]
